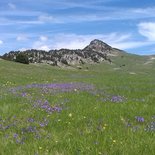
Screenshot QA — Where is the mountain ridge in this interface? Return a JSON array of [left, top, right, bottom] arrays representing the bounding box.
[[1, 39, 126, 67]]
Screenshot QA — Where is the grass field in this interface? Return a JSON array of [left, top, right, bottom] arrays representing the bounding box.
[[0, 56, 155, 155]]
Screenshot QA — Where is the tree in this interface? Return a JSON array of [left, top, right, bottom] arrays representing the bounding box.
[[15, 53, 29, 64]]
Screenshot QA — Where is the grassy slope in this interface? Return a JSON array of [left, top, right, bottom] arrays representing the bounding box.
[[0, 57, 155, 155]]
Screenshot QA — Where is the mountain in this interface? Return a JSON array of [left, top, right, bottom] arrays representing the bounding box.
[[1, 39, 125, 67]]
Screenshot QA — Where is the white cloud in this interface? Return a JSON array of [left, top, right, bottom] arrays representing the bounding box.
[[16, 35, 28, 41], [38, 15, 54, 21], [31, 32, 152, 51], [1, 6, 155, 26], [33, 42, 50, 51], [38, 15, 62, 23], [111, 41, 153, 49], [51, 33, 132, 50], [82, 7, 155, 21], [28, 0, 113, 10], [19, 47, 28, 51], [32, 37, 50, 51], [52, 34, 96, 49], [8, 3, 16, 10], [19, 21, 43, 24], [40, 36, 48, 41], [37, 45, 50, 51], [0, 40, 3, 45], [138, 22, 155, 41], [35, 7, 155, 24], [0, 17, 43, 25], [0, 10, 42, 17]]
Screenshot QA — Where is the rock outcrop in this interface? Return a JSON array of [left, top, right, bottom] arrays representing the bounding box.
[[1, 39, 119, 66]]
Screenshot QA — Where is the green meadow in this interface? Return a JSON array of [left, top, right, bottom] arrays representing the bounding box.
[[0, 55, 155, 155]]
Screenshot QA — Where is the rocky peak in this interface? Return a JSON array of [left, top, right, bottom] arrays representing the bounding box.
[[83, 39, 112, 53], [90, 39, 110, 46]]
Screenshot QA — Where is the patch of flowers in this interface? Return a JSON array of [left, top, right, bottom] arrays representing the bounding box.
[[121, 116, 155, 132], [99, 95, 126, 103], [0, 115, 52, 144], [33, 99, 62, 114], [145, 116, 155, 132], [1, 82, 97, 144], [10, 82, 95, 95], [135, 116, 145, 123], [110, 95, 125, 103]]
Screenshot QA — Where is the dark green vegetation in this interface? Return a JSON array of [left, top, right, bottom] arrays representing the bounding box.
[[15, 53, 29, 64], [0, 53, 155, 155]]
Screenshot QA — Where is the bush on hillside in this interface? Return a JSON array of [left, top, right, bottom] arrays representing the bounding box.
[[15, 53, 29, 64]]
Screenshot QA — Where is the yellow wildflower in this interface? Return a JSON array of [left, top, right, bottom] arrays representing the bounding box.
[[113, 140, 116, 143], [69, 113, 72, 117]]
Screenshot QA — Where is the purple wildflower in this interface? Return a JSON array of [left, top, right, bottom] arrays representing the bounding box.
[[10, 82, 95, 95], [13, 133, 18, 138], [53, 106, 62, 112], [21, 126, 36, 134], [39, 119, 48, 127], [39, 123, 45, 127], [21, 92, 27, 97], [135, 116, 144, 122], [111, 95, 124, 103], [27, 126, 36, 132], [27, 118, 34, 123], [4, 125, 11, 130], [33, 99, 62, 114]]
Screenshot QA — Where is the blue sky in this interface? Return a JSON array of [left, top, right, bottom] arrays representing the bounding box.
[[0, 0, 155, 55]]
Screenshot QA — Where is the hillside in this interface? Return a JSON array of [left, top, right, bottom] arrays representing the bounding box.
[[0, 43, 155, 155], [1, 39, 155, 71], [1, 39, 123, 67]]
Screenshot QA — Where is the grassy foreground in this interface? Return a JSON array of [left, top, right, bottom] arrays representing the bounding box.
[[0, 58, 155, 155]]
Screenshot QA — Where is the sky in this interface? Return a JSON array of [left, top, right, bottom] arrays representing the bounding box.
[[0, 0, 155, 55]]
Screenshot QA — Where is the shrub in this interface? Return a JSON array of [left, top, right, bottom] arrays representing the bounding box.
[[15, 53, 29, 64]]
